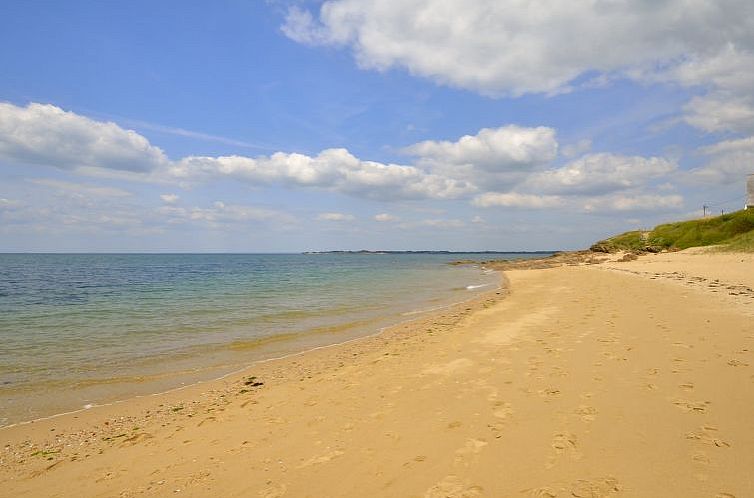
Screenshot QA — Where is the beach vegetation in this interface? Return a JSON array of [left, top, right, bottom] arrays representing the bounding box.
[[592, 209, 754, 252]]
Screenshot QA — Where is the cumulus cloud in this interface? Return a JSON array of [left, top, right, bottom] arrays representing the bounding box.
[[282, 0, 754, 97], [524, 153, 676, 195], [317, 212, 355, 221], [405, 125, 557, 169], [404, 125, 557, 189], [0, 102, 687, 214], [173, 149, 475, 201], [0, 102, 474, 201], [472, 192, 563, 209], [0, 102, 168, 172]]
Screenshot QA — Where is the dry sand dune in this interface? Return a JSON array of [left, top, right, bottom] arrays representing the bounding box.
[[1, 251, 752, 497]]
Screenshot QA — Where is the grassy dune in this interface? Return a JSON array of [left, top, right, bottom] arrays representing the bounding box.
[[591, 209, 754, 253]]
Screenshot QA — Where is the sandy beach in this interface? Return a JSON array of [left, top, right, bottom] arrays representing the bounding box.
[[1, 250, 752, 497]]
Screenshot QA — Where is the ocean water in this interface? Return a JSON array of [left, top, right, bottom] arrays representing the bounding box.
[[0, 252, 547, 426]]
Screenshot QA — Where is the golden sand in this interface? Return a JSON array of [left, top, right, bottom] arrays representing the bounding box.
[[1, 250, 752, 497]]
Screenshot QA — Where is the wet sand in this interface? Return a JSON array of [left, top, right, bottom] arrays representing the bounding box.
[[1, 250, 752, 497]]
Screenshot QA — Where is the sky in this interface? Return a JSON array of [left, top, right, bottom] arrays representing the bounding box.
[[1, 0, 753, 252]]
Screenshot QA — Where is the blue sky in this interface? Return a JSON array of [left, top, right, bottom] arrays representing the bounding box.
[[1, 0, 753, 251]]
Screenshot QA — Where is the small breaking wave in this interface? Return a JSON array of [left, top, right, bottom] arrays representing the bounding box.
[[466, 283, 494, 290]]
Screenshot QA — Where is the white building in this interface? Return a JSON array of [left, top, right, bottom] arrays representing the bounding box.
[[748, 174, 754, 210]]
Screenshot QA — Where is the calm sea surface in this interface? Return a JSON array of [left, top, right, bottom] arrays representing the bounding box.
[[0, 252, 548, 426]]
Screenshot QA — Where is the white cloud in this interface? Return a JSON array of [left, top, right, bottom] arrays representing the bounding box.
[[0, 102, 694, 218], [28, 178, 133, 198], [682, 94, 754, 133], [656, 46, 754, 133], [374, 213, 397, 222], [582, 194, 684, 213], [0, 102, 168, 172], [419, 218, 464, 229], [172, 148, 475, 201], [0, 103, 474, 201], [282, 1, 754, 97], [283, 1, 754, 138], [667, 45, 754, 94], [281, 7, 331, 45], [158, 201, 297, 227], [404, 125, 557, 190], [405, 125, 557, 169], [690, 136, 754, 184], [160, 193, 180, 204], [317, 212, 355, 221], [561, 139, 592, 159], [524, 153, 676, 195], [0, 198, 19, 210], [472, 192, 563, 209], [397, 218, 465, 229]]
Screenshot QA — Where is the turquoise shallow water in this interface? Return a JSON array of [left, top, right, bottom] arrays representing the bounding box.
[[0, 253, 547, 426]]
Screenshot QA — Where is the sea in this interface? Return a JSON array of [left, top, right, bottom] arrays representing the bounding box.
[[0, 252, 549, 427]]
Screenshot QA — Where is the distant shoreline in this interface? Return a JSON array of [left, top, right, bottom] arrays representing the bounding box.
[[302, 250, 558, 255]]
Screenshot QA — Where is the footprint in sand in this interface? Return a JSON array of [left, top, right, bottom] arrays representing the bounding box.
[[455, 438, 488, 457], [521, 487, 557, 497], [570, 477, 621, 497], [120, 432, 154, 446], [538, 387, 561, 400], [574, 405, 598, 422], [685, 426, 730, 448], [692, 451, 710, 465], [423, 358, 474, 375], [493, 401, 514, 420], [551, 432, 578, 455], [198, 416, 217, 427], [454, 438, 488, 466], [424, 475, 483, 498], [672, 399, 710, 414], [487, 421, 506, 438], [727, 359, 749, 367], [258, 482, 287, 498], [548, 432, 582, 468], [297, 449, 345, 468]]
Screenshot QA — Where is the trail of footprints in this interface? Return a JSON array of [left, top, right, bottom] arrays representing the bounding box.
[[607, 268, 754, 302], [424, 276, 745, 498]]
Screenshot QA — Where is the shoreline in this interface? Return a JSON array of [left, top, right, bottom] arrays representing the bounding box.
[[0, 271, 505, 431], [2, 250, 752, 497], [0, 261, 502, 429], [0, 268, 508, 432]]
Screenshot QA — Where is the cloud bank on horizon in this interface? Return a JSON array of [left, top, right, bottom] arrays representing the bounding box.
[[0, 1, 752, 251]]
